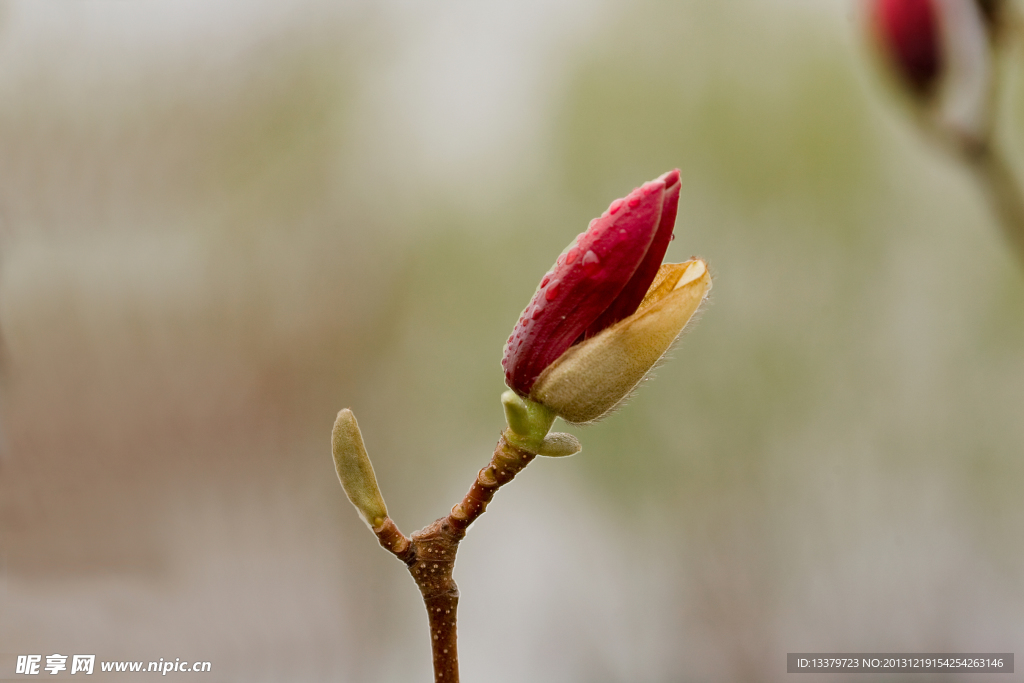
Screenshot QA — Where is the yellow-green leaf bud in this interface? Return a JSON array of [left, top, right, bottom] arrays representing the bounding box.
[[332, 409, 389, 530]]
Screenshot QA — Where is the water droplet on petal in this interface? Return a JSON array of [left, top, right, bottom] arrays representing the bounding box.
[[588, 219, 598, 230], [566, 247, 579, 264], [628, 195, 641, 209], [670, 232, 676, 241], [609, 199, 624, 215], [531, 306, 543, 320], [545, 281, 560, 302], [582, 249, 600, 273]]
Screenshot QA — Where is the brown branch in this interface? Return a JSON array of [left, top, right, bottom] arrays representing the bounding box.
[[374, 517, 413, 561], [967, 144, 1024, 268], [449, 432, 535, 531], [372, 432, 536, 683]]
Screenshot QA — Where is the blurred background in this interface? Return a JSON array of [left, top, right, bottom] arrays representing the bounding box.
[[1, 0, 1023, 681]]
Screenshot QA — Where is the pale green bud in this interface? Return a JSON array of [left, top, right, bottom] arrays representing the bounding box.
[[332, 409, 389, 529], [536, 432, 582, 457]]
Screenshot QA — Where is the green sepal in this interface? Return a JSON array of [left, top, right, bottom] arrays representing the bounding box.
[[501, 390, 557, 453]]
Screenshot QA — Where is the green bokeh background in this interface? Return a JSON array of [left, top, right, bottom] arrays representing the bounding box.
[[1, 1, 1022, 681]]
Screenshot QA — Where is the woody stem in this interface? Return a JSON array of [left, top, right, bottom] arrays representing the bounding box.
[[967, 143, 1024, 268], [372, 433, 537, 683]]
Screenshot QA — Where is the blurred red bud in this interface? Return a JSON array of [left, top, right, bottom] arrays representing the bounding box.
[[871, 0, 995, 145], [872, 0, 943, 96]]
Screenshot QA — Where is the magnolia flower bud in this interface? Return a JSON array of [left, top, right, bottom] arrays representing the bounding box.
[[332, 409, 389, 529], [502, 170, 711, 424]]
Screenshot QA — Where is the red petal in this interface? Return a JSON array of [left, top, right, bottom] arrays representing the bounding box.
[[583, 169, 680, 339], [503, 179, 667, 394], [873, 0, 942, 96]]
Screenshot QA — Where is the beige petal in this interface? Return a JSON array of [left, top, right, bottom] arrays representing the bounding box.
[[638, 259, 712, 311], [530, 259, 711, 424]]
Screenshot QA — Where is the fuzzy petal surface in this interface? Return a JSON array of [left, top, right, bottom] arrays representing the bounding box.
[[530, 259, 711, 424]]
